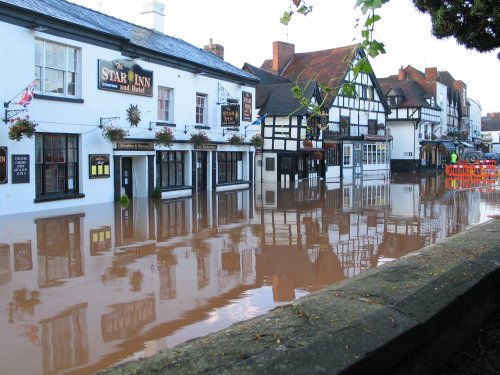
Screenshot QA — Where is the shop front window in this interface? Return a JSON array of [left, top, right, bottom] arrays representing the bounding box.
[[35, 133, 79, 200], [218, 152, 242, 183], [156, 151, 184, 188]]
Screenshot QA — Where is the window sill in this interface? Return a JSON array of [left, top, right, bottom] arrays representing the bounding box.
[[34, 94, 84, 104], [217, 181, 249, 187], [34, 193, 85, 203], [161, 186, 192, 192]]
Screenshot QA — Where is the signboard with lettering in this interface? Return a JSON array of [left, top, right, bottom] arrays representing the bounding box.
[[89, 154, 110, 179], [242, 91, 252, 122], [98, 59, 153, 97], [221, 104, 240, 127], [12, 154, 29, 184], [0, 147, 7, 184], [115, 141, 155, 151]]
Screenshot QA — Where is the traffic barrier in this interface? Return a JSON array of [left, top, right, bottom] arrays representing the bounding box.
[[445, 163, 498, 179]]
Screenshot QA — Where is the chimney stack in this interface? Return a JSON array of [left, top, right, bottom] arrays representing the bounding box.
[[140, 1, 165, 33], [272, 41, 295, 74], [203, 38, 224, 60], [424, 67, 438, 82], [398, 66, 406, 80]]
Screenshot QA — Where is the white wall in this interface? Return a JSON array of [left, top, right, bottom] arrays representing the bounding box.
[[0, 21, 256, 215]]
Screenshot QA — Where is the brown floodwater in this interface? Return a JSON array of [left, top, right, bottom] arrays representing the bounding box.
[[1, 172, 499, 374]]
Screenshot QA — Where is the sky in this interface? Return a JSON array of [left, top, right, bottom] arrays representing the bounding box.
[[70, 0, 499, 115]]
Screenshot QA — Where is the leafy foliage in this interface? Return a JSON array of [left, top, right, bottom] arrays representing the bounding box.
[[102, 125, 128, 142], [8, 116, 36, 142], [227, 133, 244, 146], [155, 127, 174, 147], [189, 131, 211, 146], [414, 0, 499, 59], [250, 133, 264, 148]]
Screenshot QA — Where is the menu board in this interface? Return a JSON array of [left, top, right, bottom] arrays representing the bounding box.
[[12, 154, 29, 184], [89, 154, 110, 179]]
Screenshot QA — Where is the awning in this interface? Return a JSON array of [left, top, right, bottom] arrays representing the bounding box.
[[459, 141, 474, 148], [439, 141, 456, 151]]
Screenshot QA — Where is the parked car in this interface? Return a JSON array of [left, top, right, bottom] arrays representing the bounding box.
[[462, 151, 484, 162], [484, 152, 500, 162]]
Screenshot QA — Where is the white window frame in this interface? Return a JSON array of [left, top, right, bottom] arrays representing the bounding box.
[[35, 38, 80, 97], [343, 145, 352, 166], [196, 93, 207, 125], [158, 86, 174, 123]]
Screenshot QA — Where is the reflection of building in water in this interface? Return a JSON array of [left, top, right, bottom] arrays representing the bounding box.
[[41, 303, 88, 374], [36, 214, 84, 288], [157, 252, 177, 300], [101, 296, 156, 342]]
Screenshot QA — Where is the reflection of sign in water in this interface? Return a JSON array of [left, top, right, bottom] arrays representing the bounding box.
[[242, 91, 252, 122], [89, 154, 110, 179], [101, 296, 156, 341], [14, 242, 32, 272], [0, 244, 10, 284], [90, 226, 111, 255], [0, 147, 7, 184], [12, 154, 30, 184], [221, 104, 240, 127], [98, 59, 153, 97]]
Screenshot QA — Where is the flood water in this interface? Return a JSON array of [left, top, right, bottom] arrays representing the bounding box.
[[1, 172, 499, 375]]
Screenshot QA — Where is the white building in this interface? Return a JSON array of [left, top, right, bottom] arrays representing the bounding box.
[[0, 0, 260, 215], [244, 42, 390, 185], [467, 98, 482, 148]]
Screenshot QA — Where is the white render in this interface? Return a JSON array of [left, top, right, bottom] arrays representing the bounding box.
[[0, 17, 258, 215]]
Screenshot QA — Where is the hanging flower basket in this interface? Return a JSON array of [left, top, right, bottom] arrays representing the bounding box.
[[126, 104, 141, 127], [102, 125, 128, 142], [250, 133, 264, 148], [189, 131, 211, 147], [312, 151, 324, 160], [227, 133, 244, 146], [303, 139, 313, 148], [8, 116, 37, 142], [155, 127, 175, 147]]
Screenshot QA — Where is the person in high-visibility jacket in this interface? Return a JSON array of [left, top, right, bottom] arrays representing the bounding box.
[[451, 151, 458, 164]]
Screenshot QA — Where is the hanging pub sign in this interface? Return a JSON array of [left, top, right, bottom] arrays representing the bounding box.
[[98, 59, 153, 97], [89, 154, 110, 178], [221, 104, 240, 127], [0, 147, 7, 184], [12, 154, 29, 184], [242, 91, 252, 122]]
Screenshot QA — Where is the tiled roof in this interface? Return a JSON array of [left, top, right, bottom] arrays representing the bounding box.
[[0, 0, 259, 83], [259, 44, 388, 111], [379, 78, 439, 109], [257, 82, 319, 116], [242, 63, 291, 85]]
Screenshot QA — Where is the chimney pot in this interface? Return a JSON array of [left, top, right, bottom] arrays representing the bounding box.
[[140, 1, 165, 33], [204, 39, 224, 60]]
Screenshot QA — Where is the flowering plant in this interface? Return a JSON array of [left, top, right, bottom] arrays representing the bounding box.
[[102, 125, 128, 142], [189, 131, 211, 146], [312, 151, 324, 160], [302, 139, 313, 148], [155, 127, 175, 147], [8, 116, 37, 142], [227, 133, 244, 146], [250, 133, 264, 148]]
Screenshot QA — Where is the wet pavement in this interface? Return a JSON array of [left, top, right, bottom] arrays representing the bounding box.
[[1, 172, 499, 374]]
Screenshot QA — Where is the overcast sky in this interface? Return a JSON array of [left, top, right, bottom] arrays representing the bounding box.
[[71, 0, 499, 115]]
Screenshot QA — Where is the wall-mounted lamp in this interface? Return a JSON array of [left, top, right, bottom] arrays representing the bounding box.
[[30, 24, 47, 32], [222, 127, 239, 136]]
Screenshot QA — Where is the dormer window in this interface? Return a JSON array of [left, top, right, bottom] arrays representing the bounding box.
[[386, 88, 404, 108]]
